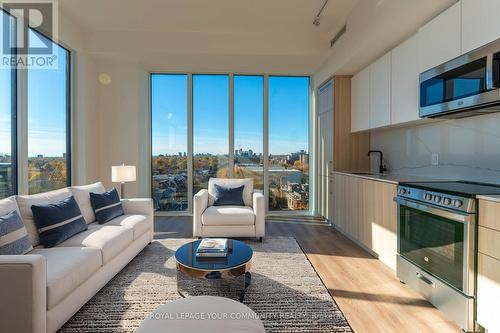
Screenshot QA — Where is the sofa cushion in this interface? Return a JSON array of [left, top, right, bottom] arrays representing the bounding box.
[[208, 178, 253, 207], [202, 206, 255, 226], [90, 188, 124, 224], [0, 210, 33, 255], [31, 196, 88, 248], [213, 184, 245, 206], [71, 182, 106, 224], [16, 188, 73, 247], [104, 214, 150, 240], [56, 224, 134, 264], [30, 247, 102, 310]]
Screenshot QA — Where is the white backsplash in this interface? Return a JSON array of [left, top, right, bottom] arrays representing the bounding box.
[[370, 112, 500, 185]]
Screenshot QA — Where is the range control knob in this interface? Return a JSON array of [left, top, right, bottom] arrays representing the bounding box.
[[453, 199, 464, 208], [399, 188, 407, 195], [424, 193, 433, 200], [433, 195, 442, 203], [443, 197, 452, 205]]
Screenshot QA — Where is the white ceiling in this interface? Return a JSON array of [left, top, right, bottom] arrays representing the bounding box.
[[59, 0, 358, 73]]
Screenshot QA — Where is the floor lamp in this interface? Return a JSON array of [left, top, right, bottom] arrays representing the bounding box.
[[112, 164, 136, 198]]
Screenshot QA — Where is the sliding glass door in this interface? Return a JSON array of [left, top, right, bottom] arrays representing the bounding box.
[[193, 75, 229, 194], [268, 76, 310, 211], [151, 74, 188, 212], [234, 75, 264, 189], [151, 74, 310, 214]]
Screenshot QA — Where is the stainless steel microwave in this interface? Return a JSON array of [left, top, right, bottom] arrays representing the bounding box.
[[419, 38, 500, 119]]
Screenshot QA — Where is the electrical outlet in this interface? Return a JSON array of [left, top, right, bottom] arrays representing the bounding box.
[[431, 153, 439, 166]]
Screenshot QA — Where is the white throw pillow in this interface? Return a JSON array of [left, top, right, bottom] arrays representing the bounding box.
[[0, 196, 20, 216], [71, 182, 106, 224], [207, 178, 253, 207]]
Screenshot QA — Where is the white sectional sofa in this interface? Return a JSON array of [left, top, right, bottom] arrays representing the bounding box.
[[0, 182, 154, 333]]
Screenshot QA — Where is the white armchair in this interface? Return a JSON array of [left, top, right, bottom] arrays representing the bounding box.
[[193, 178, 265, 241]]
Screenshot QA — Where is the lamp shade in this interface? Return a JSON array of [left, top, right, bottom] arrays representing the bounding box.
[[112, 164, 136, 183]]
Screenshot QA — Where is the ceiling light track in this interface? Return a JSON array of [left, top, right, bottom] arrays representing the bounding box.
[[313, 0, 329, 26]]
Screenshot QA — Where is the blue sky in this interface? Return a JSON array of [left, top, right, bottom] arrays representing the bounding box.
[[152, 74, 309, 156], [0, 26, 68, 157]]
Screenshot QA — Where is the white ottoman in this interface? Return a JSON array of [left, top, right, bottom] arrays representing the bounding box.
[[137, 296, 265, 333]]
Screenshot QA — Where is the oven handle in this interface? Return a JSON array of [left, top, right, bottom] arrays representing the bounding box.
[[394, 197, 472, 223]]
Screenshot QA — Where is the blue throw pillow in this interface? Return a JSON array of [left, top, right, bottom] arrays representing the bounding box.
[[213, 184, 245, 206], [31, 196, 88, 248], [89, 188, 124, 224], [0, 210, 33, 255]]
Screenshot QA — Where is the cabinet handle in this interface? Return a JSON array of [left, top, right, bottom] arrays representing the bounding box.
[[416, 272, 435, 288]]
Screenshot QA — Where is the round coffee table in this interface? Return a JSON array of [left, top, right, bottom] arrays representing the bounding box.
[[175, 239, 253, 302]]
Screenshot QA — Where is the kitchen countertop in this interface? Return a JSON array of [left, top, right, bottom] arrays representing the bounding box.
[[477, 195, 500, 203], [332, 170, 440, 185]]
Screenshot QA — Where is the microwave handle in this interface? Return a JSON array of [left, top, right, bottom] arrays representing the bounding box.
[[490, 52, 500, 89]]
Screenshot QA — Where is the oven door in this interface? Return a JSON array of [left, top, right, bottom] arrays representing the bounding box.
[[395, 197, 475, 296]]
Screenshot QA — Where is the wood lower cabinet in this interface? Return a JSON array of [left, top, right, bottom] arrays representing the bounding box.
[[477, 199, 500, 332], [333, 173, 397, 270]]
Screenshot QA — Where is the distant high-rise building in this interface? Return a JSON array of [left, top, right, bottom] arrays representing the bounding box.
[[37, 154, 43, 158], [248, 149, 253, 156], [62, 153, 66, 158], [183, 152, 187, 157], [235, 150, 239, 156], [179, 152, 182, 157]]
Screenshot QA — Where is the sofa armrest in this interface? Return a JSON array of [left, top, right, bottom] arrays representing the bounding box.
[[253, 191, 265, 238], [0, 255, 47, 333], [121, 198, 154, 216], [193, 189, 209, 237]]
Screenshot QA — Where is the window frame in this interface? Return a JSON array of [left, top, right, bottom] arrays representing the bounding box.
[[0, 9, 18, 198], [150, 72, 311, 216], [25, 28, 72, 193]]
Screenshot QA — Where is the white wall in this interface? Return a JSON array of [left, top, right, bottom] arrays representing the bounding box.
[[370, 114, 500, 184], [94, 59, 150, 197]]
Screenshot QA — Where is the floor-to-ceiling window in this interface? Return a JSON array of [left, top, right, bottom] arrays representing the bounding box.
[[150, 73, 310, 214], [193, 75, 229, 194], [234, 75, 264, 189], [0, 10, 16, 199], [27, 30, 71, 194], [151, 74, 188, 212], [268, 76, 310, 211]]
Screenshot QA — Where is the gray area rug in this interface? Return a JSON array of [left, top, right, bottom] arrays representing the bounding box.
[[59, 237, 352, 332]]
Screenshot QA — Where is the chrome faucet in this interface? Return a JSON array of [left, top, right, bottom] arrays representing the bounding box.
[[368, 150, 387, 174]]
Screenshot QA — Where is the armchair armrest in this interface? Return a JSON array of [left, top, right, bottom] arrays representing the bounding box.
[[253, 190, 265, 238], [193, 189, 209, 237], [0, 254, 47, 333]]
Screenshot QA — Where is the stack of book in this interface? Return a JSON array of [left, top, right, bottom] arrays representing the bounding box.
[[196, 238, 228, 258]]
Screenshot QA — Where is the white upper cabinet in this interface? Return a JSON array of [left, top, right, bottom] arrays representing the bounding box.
[[418, 2, 461, 73], [462, 0, 500, 53], [370, 52, 391, 128], [391, 34, 420, 125], [351, 66, 370, 132]]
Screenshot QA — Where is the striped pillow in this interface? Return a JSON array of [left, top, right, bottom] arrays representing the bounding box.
[[0, 210, 33, 255], [31, 196, 88, 248], [89, 188, 124, 224]]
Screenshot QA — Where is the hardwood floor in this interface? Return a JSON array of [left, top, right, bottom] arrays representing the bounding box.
[[155, 216, 461, 333]]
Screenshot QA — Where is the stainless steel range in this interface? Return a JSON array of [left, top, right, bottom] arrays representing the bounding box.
[[395, 181, 500, 333]]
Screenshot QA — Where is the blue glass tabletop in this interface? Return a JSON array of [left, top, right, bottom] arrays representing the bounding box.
[[175, 239, 253, 270]]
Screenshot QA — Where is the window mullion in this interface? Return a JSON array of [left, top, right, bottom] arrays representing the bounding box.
[[263, 75, 269, 213], [228, 73, 234, 178], [187, 74, 194, 212]]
